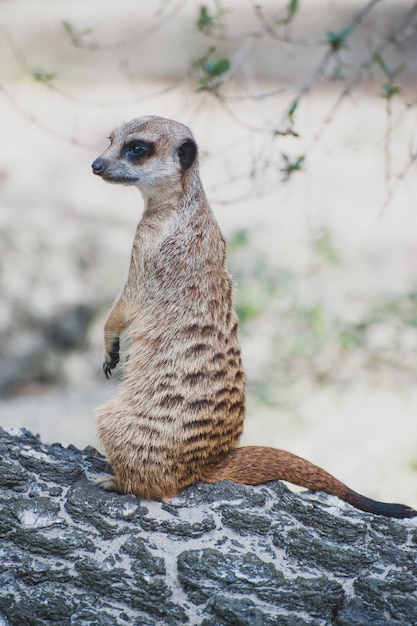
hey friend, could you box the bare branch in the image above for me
[62,0,185,51]
[0,84,92,148]
[1,0,415,210]
[0,25,194,108]
[253,3,328,47]
[307,2,417,153]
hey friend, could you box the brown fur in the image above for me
[92,116,416,518]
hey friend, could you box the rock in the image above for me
[0,427,416,626]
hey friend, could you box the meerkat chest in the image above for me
[133,213,217,286]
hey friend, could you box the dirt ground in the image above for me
[1,0,417,509]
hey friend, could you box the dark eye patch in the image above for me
[123,140,155,161]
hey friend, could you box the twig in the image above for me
[0,25,194,108]
[0,84,93,148]
[63,0,185,51]
[253,3,328,47]
[307,2,417,153]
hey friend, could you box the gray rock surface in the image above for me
[1,427,416,626]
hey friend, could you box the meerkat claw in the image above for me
[103,340,120,378]
[95,475,121,493]
[103,362,112,379]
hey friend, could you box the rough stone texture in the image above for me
[1,427,416,626]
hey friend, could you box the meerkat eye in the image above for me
[124,140,155,160]
[130,143,146,155]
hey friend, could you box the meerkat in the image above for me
[91,115,416,519]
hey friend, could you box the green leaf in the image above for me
[382,82,401,99]
[375,54,391,77]
[205,57,230,77]
[376,55,407,80]
[287,99,298,120]
[326,25,353,51]
[61,20,93,41]
[287,0,299,20]
[32,68,56,83]
[280,154,305,179]
[61,20,74,36]
[197,6,215,32]
[196,52,231,91]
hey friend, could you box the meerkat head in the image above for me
[91,116,198,194]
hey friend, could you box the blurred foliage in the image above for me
[195,49,231,92]
[31,69,56,84]
[227,228,417,403]
[0,304,97,398]
[196,6,218,33]
[227,229,280,324]
[280,154,305,181]
[325,25,354,51]
[312,229,341,266]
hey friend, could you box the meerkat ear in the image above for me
[177,138,197,170]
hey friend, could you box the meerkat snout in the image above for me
[91,158,106,176]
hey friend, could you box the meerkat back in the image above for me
[92,116,246,500]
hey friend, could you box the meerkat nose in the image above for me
[92,158,106,175]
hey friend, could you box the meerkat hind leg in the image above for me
[95,475,122,493]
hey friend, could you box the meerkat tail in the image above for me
[202,446,417,519]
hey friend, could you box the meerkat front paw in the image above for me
[103,339,120,379]
[95,474,122,493]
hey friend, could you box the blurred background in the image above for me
[1,0,417,508]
